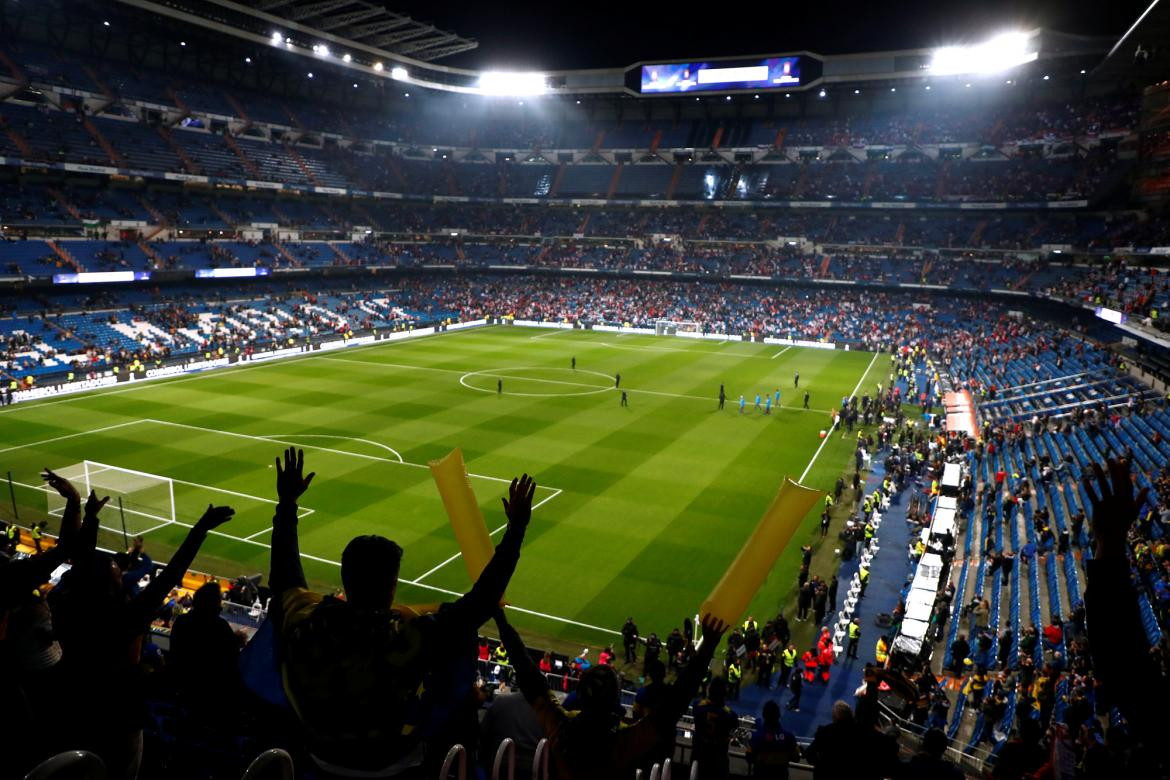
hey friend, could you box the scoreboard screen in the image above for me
[640,57,802,93]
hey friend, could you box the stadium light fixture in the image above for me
[929,31,1038,76]
[725,95,731,101]
[476,71,548,96]
[890,87,895,92]
[307,72,314,79]
[391,66,407,80]
[373,62,384,72]
[103,20,110,27]
[180,41,187,47]
[1080,69,1086,74]
[271,31,282,43]
[818,89,826,98]
[245,57,252,63]
[1042,74,1049,80]
[854,89,860,94]
[343,53,352,63]
[925,85,931,90]
[353,83,358,88]
[404,92,410,97]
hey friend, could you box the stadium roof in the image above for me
[1091,0,1170,82]
[119,0,478,62]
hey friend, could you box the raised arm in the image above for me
[42,468,82,547]
[493,608,551,705]
[130,505,234,624]
[0,471,88,599]
[445,474,535,628]
[269,448,315,601]
[657,614,728,726]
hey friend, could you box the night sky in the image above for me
[389,0,1154,70]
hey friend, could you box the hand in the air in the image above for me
[275,447,315,504]
[502,474,536,530]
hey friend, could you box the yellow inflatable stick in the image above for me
[701,477,823,626]
[429,448,494,583]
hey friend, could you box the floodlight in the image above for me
[391,66,407,80]
[929,32,1038,76]
[374,62,384,72]
[342,53,352,63]
[271,31,282,43]
[477,71,548,96]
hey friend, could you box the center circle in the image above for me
[459,367,616,397]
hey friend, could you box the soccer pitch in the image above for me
[1,326,882,647]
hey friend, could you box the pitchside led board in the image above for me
[638,56,806,94]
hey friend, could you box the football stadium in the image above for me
[0,0,1169,777]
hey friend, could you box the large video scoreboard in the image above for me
[633,55,819,94]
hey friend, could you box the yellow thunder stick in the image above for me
[701,477,824,626]
[428,447,495,582]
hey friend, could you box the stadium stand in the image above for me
[3,3,1170,779]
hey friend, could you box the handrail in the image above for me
[22,751,105,780]
[240,749,293,780]
[492,738,515,780]
[439,744,466,780]
[532,738,549,780]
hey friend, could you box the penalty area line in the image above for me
[798,351,879,484]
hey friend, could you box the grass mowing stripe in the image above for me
[2,327,876,649]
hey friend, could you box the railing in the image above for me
[876,700,992,776]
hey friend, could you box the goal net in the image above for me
[47,461,176,535]
[655,320,704,336]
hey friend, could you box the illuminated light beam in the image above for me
[477,71,548,96]
[929,32,1039,76]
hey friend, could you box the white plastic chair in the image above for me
[23,751,105,780]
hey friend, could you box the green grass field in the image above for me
[0,326,883,650]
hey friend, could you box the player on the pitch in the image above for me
[739,394,746,415]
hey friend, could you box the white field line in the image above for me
[10,445,603,637]
[83,462,314,518]
[771,346,793,360]
[413,488,563,583]
[574,339,777,359]
[0,327,466,417]
[141,418,542,487]
[0,419,145,456]
[261,433,403,463]
[326,356,834,413]
[798,351,880,484]
[529,328,570,340]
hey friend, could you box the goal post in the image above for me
[46,461,176,535]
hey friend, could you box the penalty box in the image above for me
[27,418,561,545]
